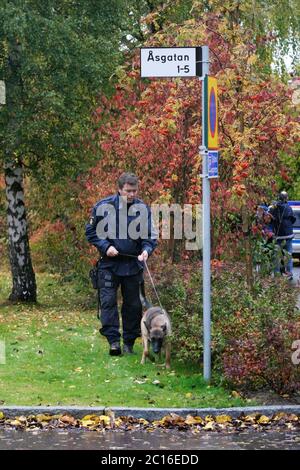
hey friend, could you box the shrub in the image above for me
[154,261,300,394]
[30,220,91,285]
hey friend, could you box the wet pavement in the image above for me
[0,428,300,450]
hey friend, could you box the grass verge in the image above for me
[0,271,250,408]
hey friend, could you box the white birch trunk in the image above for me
[4,162,36,301]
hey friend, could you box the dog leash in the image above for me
[117,252,164,310]
[143,259,164,311]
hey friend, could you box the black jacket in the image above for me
[269,202,296,239]
[85,193,158,276]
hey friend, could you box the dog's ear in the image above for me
[144,320,150,333]
[162,323,167,333]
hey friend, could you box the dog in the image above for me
[139,282,172,369]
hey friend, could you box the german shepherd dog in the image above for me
[139,283,172,369]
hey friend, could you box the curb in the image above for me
[1,405,300,420]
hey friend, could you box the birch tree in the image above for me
[0,0,132,301]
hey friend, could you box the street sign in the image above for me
[139,45,213,383]
[0,80,5,105]
[204,76,218,150]
[140,47,204,78]
[208,151,219,178]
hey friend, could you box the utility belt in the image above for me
[89,253,139,289]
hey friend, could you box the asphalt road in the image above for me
[0,428,300,450]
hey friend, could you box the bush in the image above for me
[154,261,300,394]
[30,220,91,285]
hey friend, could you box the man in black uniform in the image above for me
[86,173,157,355]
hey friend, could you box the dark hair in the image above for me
[278,191,288,202]
[118,172,139,189]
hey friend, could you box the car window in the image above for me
[293,210,300,226]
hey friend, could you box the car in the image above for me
[289,201,300,259]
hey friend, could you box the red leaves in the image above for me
[157,128,169,136]
[77,12,298,268]
[233,184,246,197]
[280,168,290,182]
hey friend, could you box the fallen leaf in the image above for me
[99,415,111,426]
[216,415,232,424]
[244,414,258,424]
[287,414,299,422]
[185,415,204,425]
[286,422,296,430]
[257,415,270,425]
[80,419,96,427]
[18,416,27,424]
[60,415,77,425]
[138,418,149,425]
[36,414,53,423]
[273,412,289,421]
[204,415,214,422]
[203,421,215,431]
[10,419,23,427]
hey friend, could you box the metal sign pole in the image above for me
[200,46,211,382]
[140,45,212,382]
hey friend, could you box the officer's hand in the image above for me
[138,250,149,262]
[106,246,119,257]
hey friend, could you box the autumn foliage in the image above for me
[79,12,299,261]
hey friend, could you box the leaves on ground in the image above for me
[0,412,298,433]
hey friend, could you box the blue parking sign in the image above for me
[208,151,218,178]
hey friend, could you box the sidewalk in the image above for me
[1,405,300,420]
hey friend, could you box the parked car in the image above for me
[289,201,300,259]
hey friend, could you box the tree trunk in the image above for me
[4,162,36,302]
[241,205,254,292]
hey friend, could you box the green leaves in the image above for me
[0,0,129,170]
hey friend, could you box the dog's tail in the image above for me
[139,281,152,310]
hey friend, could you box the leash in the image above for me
[117,252,164,310]
[143,259,164,311]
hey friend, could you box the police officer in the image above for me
[86,173,157,356]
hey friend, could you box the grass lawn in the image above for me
[0,270,250,408]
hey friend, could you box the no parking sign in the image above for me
[204,76,218,150]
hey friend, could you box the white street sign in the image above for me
[208,151,219,178]
[141,47,203,78]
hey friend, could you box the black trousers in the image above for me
[98,268,143,345]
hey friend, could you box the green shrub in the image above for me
[30,220,91,286]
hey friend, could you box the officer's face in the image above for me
[119,184,138,203]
